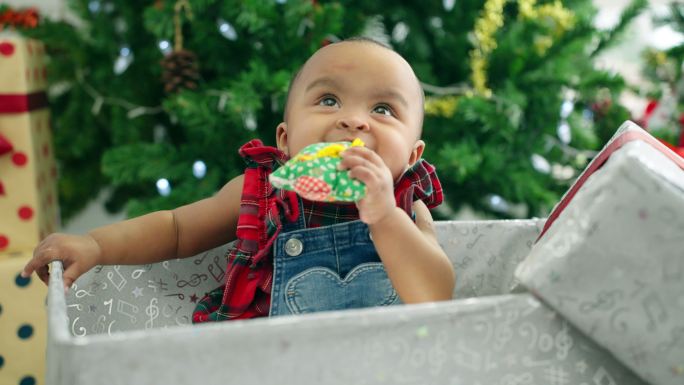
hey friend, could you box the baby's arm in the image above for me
[369,201,455,303]
[23,174,244,289]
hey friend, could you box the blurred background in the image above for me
[2,0,684,233]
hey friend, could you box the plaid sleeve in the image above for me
[394,159,444,216]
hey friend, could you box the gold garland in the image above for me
[424,0,577,119]
[518,0,575,55]
[469,0,506,98]
[468,0,575,99]
[424,95,459,118]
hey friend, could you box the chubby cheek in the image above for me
[377,148,410,181]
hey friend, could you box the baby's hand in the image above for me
[22,233,102,291]
[339,146,395,225]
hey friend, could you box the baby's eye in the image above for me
[372,104,394,116]
[318,96,339,107]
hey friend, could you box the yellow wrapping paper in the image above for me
[0,34,59,253]
[0,250,47,385]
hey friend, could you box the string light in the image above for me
[560,99,574,119]
[557,121,571,144]
[113,45,134,75]
[76,69,163,118]
[243,111,257,131]
[531,153,551,174]
[88,1,101,13]
[391,22,409,43]
[217,19,237,41]
[156,178,171,196]
[192,160,206,179]
[486,194,510,213]
[158,40,172,55]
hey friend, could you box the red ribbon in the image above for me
[0,92,49,113]
[0,7,39,30]
[538,128,684,242]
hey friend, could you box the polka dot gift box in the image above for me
[0,250,47,385]
[269,139,366,202]
[1,33,55,385]
[0,33,59,254]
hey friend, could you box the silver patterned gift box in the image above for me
[516,121,684,385]
[46,220,644,385]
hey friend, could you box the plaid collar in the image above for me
[193,140,443,322]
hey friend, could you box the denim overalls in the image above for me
[269,200,402,316]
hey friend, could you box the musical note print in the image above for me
[71,317,87,337]
[467,234,483,249]
[208,255,225,283]
[194,251,209,265]
[165,293,185,301]
[641,292,668,331]
[106,265,127,292]
[104,298,114,315]
[162,304,182,318]
[579,290,622,313]
[147,278,168,293]
[67,303,84,312]
[116,299,139,323]
[131,267,147,280]
[145,297,160,329]
[92,315,107,334]
[177,273,208,288]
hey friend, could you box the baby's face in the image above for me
[277,41,425,181]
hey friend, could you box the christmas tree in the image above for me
[16,0,647,222]
[637,1,684,157]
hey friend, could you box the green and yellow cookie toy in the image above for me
[270,139,367,202]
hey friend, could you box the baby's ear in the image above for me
[276,122,289,156]
[408,140,425,166]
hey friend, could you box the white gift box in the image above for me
[46,219,644,385]
[516,121,684,385]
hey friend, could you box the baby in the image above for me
[23,37,455,321]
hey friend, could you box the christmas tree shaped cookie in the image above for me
[270,139,367,202]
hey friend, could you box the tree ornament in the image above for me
[160,0,199,94]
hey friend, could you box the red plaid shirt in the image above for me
[193,139,443,323]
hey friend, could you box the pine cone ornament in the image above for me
[160,49,199,93]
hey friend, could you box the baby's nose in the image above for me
[336,116,370,132]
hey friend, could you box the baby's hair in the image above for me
[283,36,425,137]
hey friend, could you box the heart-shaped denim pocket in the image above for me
[285,262,399,314]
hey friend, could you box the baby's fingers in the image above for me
[35,264,50,285]
[23,242,59,280]
[62,263,85,292]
